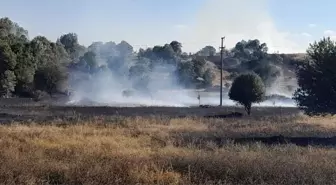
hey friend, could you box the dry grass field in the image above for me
[1,114,336,185]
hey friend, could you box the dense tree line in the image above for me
[0,17,301,100]
[3,17,336,116]
[226,37,336,116]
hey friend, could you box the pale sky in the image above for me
[1,0,335,53]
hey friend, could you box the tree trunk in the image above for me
[245,103,252,115]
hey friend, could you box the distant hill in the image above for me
[200,53,306,87]
[199,53,306,70]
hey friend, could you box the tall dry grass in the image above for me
[0,115,336,184]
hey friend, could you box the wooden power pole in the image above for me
[220,37,225,106]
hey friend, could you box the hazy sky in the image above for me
[1,0,335,53]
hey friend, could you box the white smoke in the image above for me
[267,66,298,97]
[179,0,306,53]
[67,59,297,108]
[67,56,199,107]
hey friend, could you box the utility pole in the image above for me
[220,37,225,106]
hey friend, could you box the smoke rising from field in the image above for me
[67,42,297,108]
[68,62,198,107]
[182,0,306,53]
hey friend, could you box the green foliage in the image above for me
[77,51,98,73]
[129,64,149,79]
[232,39,282,87]
[150,44,177,61]
[0,17,28,38]
[176,61,196,87]
[129,62,151,91]
[233,39,268,61]
[197,46,217,56]
[229,73,265,115]
[14,49,36,96]
[58,33,85,62]
[175,59,212,88]
[0,70,16,97]
[293,37,336,115]
[59,33,78,53]
[243,59,281,86]
[116,40,133,57]
[0,42,16,71]
[34,64,67,96]
[0,17,304,101]
[169,41,182,55]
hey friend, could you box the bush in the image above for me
[229,72,265,115]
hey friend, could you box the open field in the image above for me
[1,108,336,184]
[1,98,336,184]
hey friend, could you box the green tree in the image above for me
[0,17,28,38]
[175,59,209,88]
[14,48,36,96]
[77,51,99,73]
[170,41,182,54]
[152,44,176,60]
[197,46,217,56]
[229,73,265,115]
[192,59,206,77]
[58,33,86,62]
[0,70,16,97]
[0,42,16,71]
[129,62,151,91]
[233,39,281,87]
[59,33,78,54]
[243,59,281,86]
[293,37,336,115]
[233,39,268,61]
[33,64,67,96]
[116,40,133,57]
[0,42,17,97]
[175,60,196,87]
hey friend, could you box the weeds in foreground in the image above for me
[0,115,336,184]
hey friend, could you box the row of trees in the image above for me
[0,18,70,98]
[3,16,335,116]
[228,37,336,116]
[0,17,216,97]
[1,17,293,99]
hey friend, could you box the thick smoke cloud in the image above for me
[68,63,197,107]
[67,41,202,107]
[67,40,297,107]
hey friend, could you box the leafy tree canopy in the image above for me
[229,73,266,115]
[294,37,336,115]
